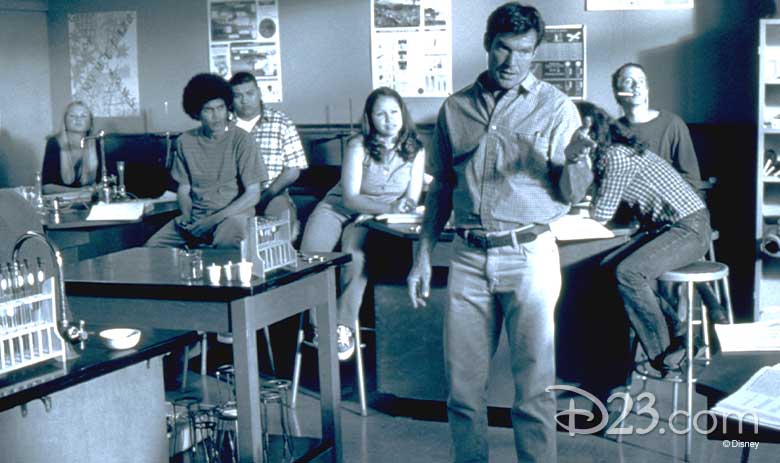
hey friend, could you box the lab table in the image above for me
[0,326,198,463]
[63,247,350,463]
[43,199,179,262]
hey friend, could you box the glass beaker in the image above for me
[177,249,203,281]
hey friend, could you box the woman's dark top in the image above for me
[42,136,100,187]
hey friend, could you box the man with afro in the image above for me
[147,73,267,248]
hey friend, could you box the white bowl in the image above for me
[99,328,142,350]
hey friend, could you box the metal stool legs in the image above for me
[290,313,368,416]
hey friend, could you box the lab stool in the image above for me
[215,403,239,463]
[290,315,368,416]
[634,260,733,462]
[259,387,296,463]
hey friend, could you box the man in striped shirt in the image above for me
[146,73,266,248]
[230,72,308,240]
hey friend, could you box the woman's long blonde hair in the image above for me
[54,101,98,185]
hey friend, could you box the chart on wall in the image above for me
[531,25,586,99]
[208,0,283,103]
[68,11,140,117]
[370,0,452,98]
[586,0,693,10]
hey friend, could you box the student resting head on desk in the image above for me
[145,73,267,249]
[42,101,100,195]
[299,86,426,361]
[574,100,712,410]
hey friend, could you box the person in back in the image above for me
[575,101,711,411]
[299,86,425,361]
[229,72,308,240]
[145,73,266,249]
[42,101,100,194]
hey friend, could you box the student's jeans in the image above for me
[299,202,367,327]
[445,231,560,463]
[609,209,711,363]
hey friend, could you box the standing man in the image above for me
[229,72,308,240]
[407,3,593,462]
[612,62,704,191]
[146,73,266,248]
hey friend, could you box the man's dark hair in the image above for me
[182,73,234,120]
[611,62,647,92]
[484,2,545,51]
[228,71,258,87]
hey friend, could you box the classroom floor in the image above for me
[169,368,778,463]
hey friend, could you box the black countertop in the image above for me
[64,247,350,302]
[0,326,198,413]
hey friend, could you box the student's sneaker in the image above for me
[336,324,356,361]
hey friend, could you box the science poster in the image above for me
[531,25,586,99]
[68,11,140,117]
[208,0,283,103]
[371,0,452,98]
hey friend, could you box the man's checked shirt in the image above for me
[590,144,706,228]
[239,107,307,188]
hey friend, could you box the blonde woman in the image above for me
[42,101,100,194]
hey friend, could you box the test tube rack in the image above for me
[244,215,298,276]
[0,275,66,375]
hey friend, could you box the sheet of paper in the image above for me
[86,201,145,221]
[376,213,423,224]
[549,214,615,241]
[711,363,780,431]
[714,321,780,352]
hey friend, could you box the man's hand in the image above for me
[565,116,597,163]
[188,214,220,238]
[407,252,432,308]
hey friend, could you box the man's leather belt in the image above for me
[456,224,550,250]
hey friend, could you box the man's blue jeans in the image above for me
[445,231,561,463]
[611,210,711,361]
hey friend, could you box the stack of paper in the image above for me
[714,321,780,352]
[711,363,780,431]
[549,214,615,241]
[86,201,145,221]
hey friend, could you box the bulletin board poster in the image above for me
[68,11,140,117]
[208,0,283,103]
[370,0,452,98]
[586,0,693,10]
[531,25,586,100]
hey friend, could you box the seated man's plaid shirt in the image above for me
[240,106,307,188]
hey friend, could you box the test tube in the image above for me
[117,161,126,197]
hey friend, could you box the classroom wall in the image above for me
[0,0,52,188]
[46,0,761,133]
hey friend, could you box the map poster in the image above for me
[208,0,283,103]
[68,11,140,117]
[586,0,693,10]
[370,0,452,98]
[531,25,586,99]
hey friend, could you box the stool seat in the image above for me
[658,261,728,283]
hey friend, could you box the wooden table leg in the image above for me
[315,267,342,462]
[231,297,263,463]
